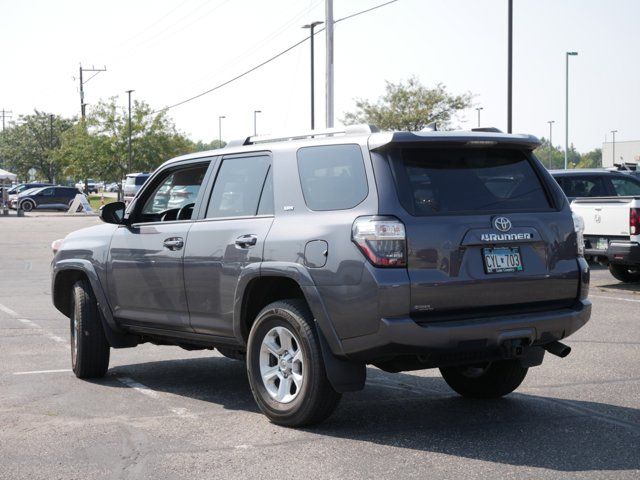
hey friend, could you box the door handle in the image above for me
[163,237,184,251]
[235,234,258,248]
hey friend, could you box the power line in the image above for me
[151,0,400,115]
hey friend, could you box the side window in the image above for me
[39,188,54,197]
[140,163,209,219]
[206,155,271,218]
[611,177,640,196]
[562,177,607,197]
[297,144,368,211]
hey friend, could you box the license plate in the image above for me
[482,247,523,274]
[596,238,608,250]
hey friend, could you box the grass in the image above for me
[88,195,116,211]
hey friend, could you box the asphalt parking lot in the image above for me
[0,216,638,480]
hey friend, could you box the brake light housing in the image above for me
[631,208,639,236]
[352,216,407,267]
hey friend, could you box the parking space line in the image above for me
[0,302,19,317]
[13,369,71,375]
[590,294,640,303]
[17,318,67,344]
[117,376,197,418]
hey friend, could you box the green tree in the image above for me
[0,111,74,182]
[192,139,226,152]
[534,138,582,170]
[342,77,473,131]
[576,148,602,168]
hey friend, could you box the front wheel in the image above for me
[246,299,341,427]
[20,200,34,212]
[609,264,640,283]
[440,360,528,399]
[70,279,110,378]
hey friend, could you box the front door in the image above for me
[107,160,212,330]
[184,153,274,337]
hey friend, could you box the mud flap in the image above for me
[317,326,366,393]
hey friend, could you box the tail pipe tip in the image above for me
[543,341,572,358]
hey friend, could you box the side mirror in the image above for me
[100,201,126,225]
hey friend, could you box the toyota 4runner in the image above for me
[51,125,591,426]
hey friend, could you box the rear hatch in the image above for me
[375,141,579,322]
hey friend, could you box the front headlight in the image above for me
[572,212,585,256]
[51,238,64,255]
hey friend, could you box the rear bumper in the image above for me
[606,241,640,266]
[341,299,591,361]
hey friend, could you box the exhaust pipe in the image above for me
[543,341,571,358]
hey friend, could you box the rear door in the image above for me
[380,146,579,320]
[184,153,274,337]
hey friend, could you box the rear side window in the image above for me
[611,177,640,196]
[389,148,551,215]
[558,176,608,198]
[297,144,368,211]
[206,155,271,218]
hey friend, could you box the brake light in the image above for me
[572,211,585,256]
[631,208,639,235]
[352,216,406,267]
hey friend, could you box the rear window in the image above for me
[389,148,551,215]
[297,144,368,211]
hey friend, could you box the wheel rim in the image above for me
[22,201,33,211]
[70,310,79,367]
[259,326,304,404]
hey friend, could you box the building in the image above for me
[602,140,640,168]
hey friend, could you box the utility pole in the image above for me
[218,115,226,144]
[253,110,261,136]
[1,109,12,132]
[565,51,578,169]
[78,64,107,119]
[126,90,134,174]
[611,130,618,165]
[325,0,334,128]
[475,107,483,128]
[507,0,513,133]
[547,120,555,168]
[303,21,323,129]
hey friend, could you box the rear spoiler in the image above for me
[368,131,541,151]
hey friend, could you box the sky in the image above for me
[2,0,639,153]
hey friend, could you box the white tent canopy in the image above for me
[0,168,17,181]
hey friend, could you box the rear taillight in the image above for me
[352,216,406,267]
[572,211,585,256]
[631,208,639,235]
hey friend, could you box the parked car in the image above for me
[15,186,82,212]
[7,182,52,200]
[123,173,150,203]
[75,179,99,194]
[550,169,640,202]
[105,182,120,192]
[51,125,590,426]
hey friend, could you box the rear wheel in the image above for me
[246,299,341,427]
[440,360,528,399]
[609,264,640,283]
[70,279,110,378]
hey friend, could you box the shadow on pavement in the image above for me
[103,356,640,472]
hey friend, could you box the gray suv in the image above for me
[51,125,591,426]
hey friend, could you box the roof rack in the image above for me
[471,127,503,133]
[227,124,379,147]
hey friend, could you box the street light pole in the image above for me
[547,120,555,169]
[507,0,513,133]
[126,90,134,174]
[302,21,323,129]
[218,115,226,145]
[325,0,334,128]
[611,130,618,165]
[475,107,483,128]
[565,51,578,169]
[253,110,261,136]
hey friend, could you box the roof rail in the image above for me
[236,124,379,146]
[471,127,503,133]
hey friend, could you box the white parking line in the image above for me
[13,369,71,375]
[0,302,19,317]
[590,294,640,304]
[16,318,67,344]
[117,376,197,418]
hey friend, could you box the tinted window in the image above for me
[297,144,368,211]
[206,155,271,218]
[136,175,150,186]
[142,165,208,215]
[560,176,607,198]
[611,177,640,196]
[389,148,551,215]
[39,188,55,197]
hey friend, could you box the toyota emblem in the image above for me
[493,217,512,232]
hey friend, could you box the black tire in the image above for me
[246,299,341,427]
[440,360,528,399]
[20,200,34,212]
[70,279,110,378]
[609,264,640,283]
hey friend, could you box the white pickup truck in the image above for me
[571,196,640,282]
